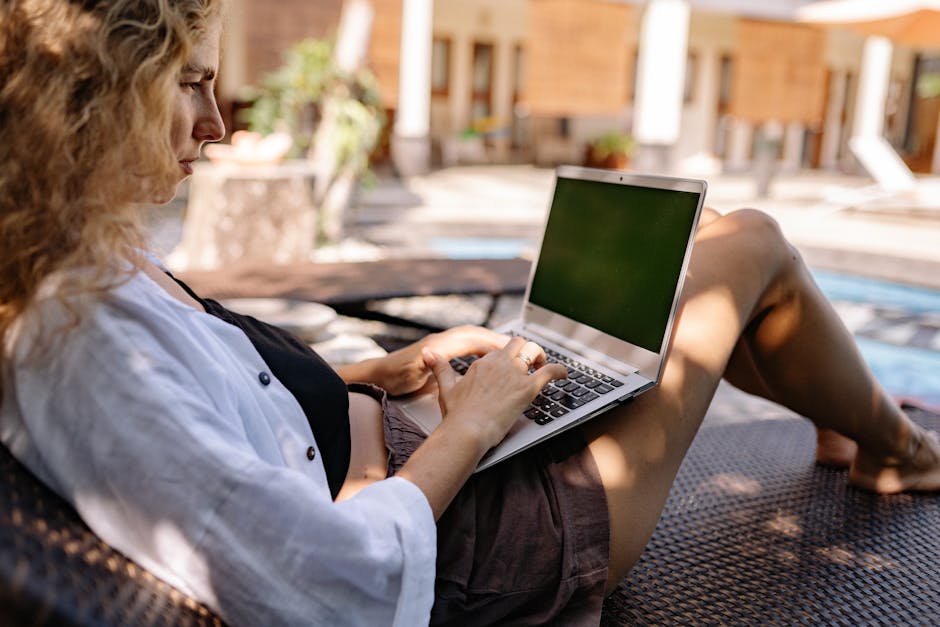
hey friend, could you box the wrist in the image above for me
[438,412,497,458]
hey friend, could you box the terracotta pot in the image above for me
[584,146,630,170]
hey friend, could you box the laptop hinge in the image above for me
[520,321,639,378]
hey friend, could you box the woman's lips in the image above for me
[179,160,194,175]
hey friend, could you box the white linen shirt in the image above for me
[0,269,436,626]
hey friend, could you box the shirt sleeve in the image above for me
[4,283,436,626]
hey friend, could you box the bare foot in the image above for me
[849,427,940,493]
[815,428,857,467]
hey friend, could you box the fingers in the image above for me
[503,339,566,388]
[422,348,457,391]
[470,336,566,387]
[427,326,511,360]
[530,362,568,389]
[512,340,547,370]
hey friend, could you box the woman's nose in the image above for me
[195,95,225,143]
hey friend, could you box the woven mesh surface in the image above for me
[601,406,940,625]
[4,408,938,625]
[0,444,226,627]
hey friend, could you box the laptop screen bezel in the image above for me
[520,165,706,382]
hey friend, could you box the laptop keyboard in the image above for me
[448,343,625,426]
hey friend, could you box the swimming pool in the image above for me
[813,270,940,410]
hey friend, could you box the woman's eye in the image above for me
[181,81,201,92]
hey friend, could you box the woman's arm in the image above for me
[395,338,567,519]
[8,281,440,625]
[335,325,510,395]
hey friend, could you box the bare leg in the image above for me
[723,330,859,466]
[580,209,940,592]
[700,208,858,466]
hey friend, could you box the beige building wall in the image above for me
[430,0,528,161]
[676,11,736,172]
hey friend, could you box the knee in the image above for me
[722,207,780,237]
[719,209,804,278]
[725,208,795,254]
[699,206,722,228]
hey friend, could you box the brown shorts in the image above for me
[352,383,610,625]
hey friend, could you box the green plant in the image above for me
[240,38,385,172]
[590,131,635,159]
[917,72,940,99]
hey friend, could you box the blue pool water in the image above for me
[427,238,939,408]
[813,270,940,317]
[813,270,940,409]
[428,237,532,260]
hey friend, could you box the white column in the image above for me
[782,122,805,172]
[726,119,753,172]
[491,42,515,162]
[695,49,721,157]
[933,109,940,174]
[334,0,374,72]
[633,0,690,173]
[852,36,892,139]
[820,70,847,170]
[218,0,247,102]
[392,0,433,175]
[450,37,472,135]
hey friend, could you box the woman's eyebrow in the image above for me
[181,63,216,80]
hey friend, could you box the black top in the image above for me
[169,275,351,499]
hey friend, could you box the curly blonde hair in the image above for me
[0,0,220,368]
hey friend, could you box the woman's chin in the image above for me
[147,179,186,206]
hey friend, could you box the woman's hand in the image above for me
[396,337,568,519]
[340,325,510,396]
[422,336,568,450]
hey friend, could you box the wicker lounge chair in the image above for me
[3,402,938,625]
[601,402,940,625]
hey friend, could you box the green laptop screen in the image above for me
[528,176,700,353]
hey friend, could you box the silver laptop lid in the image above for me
[521,166,706,382]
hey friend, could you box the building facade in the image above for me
[218,0,940,176]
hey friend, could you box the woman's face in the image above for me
[161,17,225,202]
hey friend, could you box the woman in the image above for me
[2,1,938,625]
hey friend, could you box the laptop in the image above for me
[393,165,706,471]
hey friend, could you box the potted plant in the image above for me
[585,131,635,170]
[240,38,386,244]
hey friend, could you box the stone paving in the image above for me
[350,165,940,288]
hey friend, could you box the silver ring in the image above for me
[516,353,533,368]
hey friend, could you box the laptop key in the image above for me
[535,415,554,425]
[534,397,554,410]
[550,406,569,418]
[560,396,587,409]
[449,355,478,375]
[595,383,614,394]
[524,408,544,421]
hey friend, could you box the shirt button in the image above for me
[258,371,271,386]
[306,446,316,461]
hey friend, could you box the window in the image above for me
[684,52,698,103]
[471,42,494,121]
[431,37,451,97]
